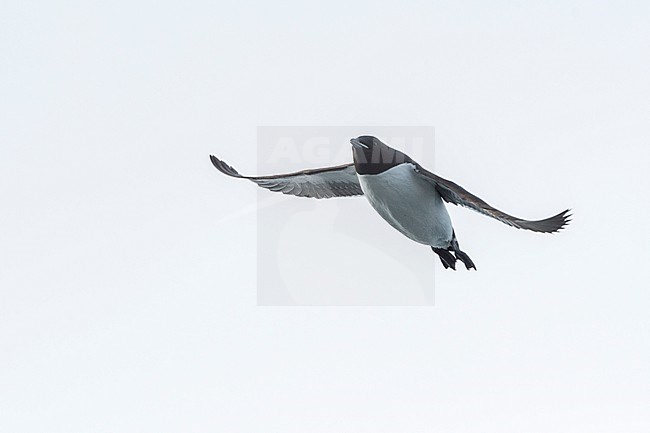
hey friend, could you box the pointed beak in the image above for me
[350,138,368,149]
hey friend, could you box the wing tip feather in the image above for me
[209,155,242,178]
[520,208,572,233]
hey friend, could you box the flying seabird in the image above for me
[210,136,570,270]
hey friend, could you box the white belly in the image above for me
[358,164,453,247]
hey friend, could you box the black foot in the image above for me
[454,250,476,270]
[450,231,476,270]
[431,247,457,270]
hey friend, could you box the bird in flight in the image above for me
[210,136,570,270]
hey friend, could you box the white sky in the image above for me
[1,0,649,432]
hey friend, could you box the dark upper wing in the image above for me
[210,155,364,199]
[414,164,571,233]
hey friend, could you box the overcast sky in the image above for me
[1,0,649,432]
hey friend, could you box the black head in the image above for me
[350,135,413,175]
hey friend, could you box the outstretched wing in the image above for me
[414,164,571,233]
[210,155,364,199]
